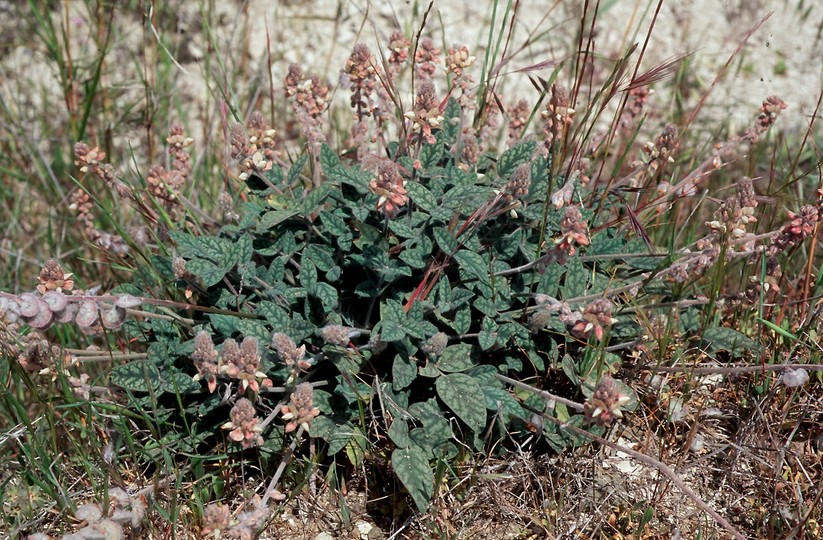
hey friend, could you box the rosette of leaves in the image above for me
[114,99,655,512]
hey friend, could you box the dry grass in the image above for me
[1,2,822,540]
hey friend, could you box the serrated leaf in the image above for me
[436,373,487,432]
[498,141,536,178]
[701,327,759,355]
[393,354,417,391]
[406,182,439,214]
[185,258,227,287]
[392,445,432,512]
[437,344,474,372]
[110,361,162,393]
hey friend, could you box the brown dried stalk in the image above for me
[497,374,746,540]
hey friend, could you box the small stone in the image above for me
[75,502,103,522]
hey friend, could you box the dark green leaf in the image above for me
[392,354,417,391]
[453,250,490,285]
[319,211,350,238]
[257,301,289,327]
[299,183,333,215]
[498,141,536,178]
[418,134,444,169]
[345,426,368,467]
[436,343,474,372]
[388,220,416,239]
[161,371,202,394]
[380,321,406,342]
[110,361,162,393]
[258,210,299,231]
[406,182,439,214]
[381,299,406,323]
[392,445,432,512]
[478,317,498,351]
[310,282,338,310]
[562,258,587,298]
[225,234,253,267]
[701,327,759,356]
[319,144,341,175]
[185,258,227,287]
[482,387,525,419]
[299,260,318,288]
[287,154,310,185]
[433,227,458,254]
[327,422,355,455]
[451,305,472,334]
[442,98,461,142]
[436,373,487,432]
[388,419,411,448]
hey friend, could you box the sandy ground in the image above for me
[2,1,821,147]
